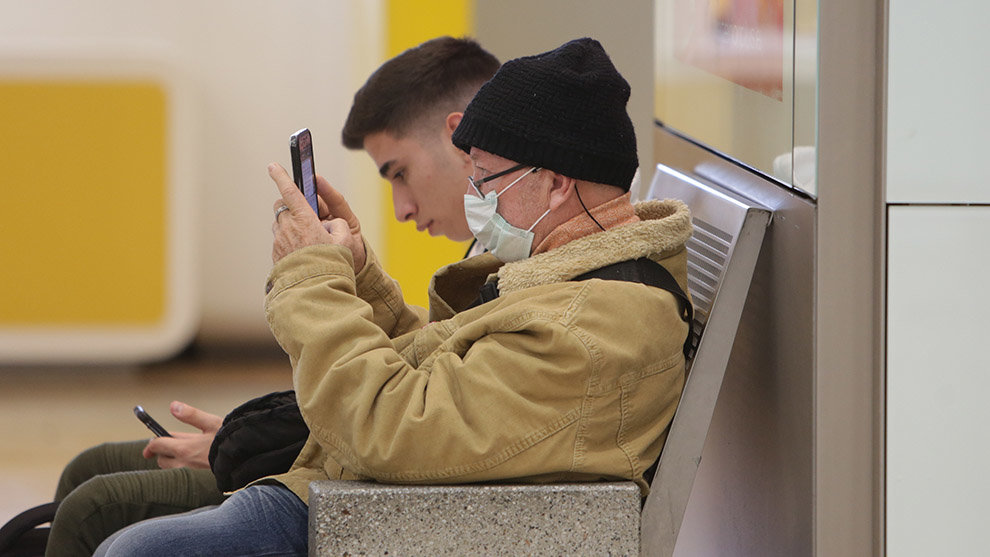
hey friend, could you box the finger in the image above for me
[143,437,175,459]
[170,401,223,433]
[268,162,310,214]
[145,431,197,455]
[316,175,361,232]
[315,193,329,219]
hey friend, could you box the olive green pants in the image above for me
[46,440,225,557]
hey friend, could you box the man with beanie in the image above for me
[96,38,693,556]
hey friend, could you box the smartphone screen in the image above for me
[133,405,172,437]
[290,128,319,214]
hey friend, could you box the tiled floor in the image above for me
[0,344,293,525]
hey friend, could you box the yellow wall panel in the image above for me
[0,81,166,325]
[386,0,472,57]
[382,0,472,307]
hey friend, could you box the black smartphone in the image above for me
[133,405,172,437]
[289,128,319,214]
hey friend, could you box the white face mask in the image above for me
[464,166,550,262]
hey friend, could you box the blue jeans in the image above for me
[94,485,308,556]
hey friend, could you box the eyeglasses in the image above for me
[467,163,530,197]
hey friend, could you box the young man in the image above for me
[96,37,692,556]
[342,36,497,244]
[43,36,499,557]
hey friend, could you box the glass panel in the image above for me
[793,0,818,196]
[655,0,817,197]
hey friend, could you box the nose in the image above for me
[392,186,416,223]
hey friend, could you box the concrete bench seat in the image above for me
[308,164,771,556]
[309,481,641,556]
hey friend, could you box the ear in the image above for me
[547,173,577,211]
[443,112,471,165]
[444,112,463,137]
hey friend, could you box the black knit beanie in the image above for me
[452,37,637,190]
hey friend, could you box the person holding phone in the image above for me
[42,37,500,557]
[97,38,692,557]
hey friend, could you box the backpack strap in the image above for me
[572,258,694,359]
[0,501,58,555]
[472,280,501,307]
[469,258,694,358]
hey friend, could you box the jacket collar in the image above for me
[429,199,691,318]
[497,199,692,295]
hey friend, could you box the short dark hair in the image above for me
[341,36,500,150]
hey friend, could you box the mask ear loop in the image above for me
[574,184,607,232]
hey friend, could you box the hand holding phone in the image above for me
[290,128,319,214]
[134,405,172,437]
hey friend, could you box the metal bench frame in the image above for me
[640,163,772,556]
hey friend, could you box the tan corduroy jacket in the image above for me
[263,199,692,502]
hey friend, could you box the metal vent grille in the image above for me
[686,216,734,353]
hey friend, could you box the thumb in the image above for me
[170,401,223,434]
[316,175,361,234]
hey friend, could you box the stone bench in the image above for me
[309,481,641,556]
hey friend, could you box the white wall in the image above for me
[0,0,384,344]
[887,206,990,556]
[886,0,990,553]
[887,0,990,203]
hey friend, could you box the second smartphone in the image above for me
[289,128,320,214]
[133,405,172,437]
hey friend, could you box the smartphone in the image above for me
[289,128,319,214]
[133,405,172,437]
